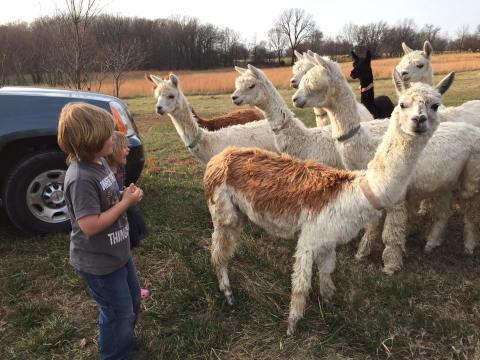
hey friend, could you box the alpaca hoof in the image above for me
[225,294,235,306]
[355,252,367,261]
[286,318,297,336]
[382,263,401,275]
[424,243,435,253]
[464,247,474,255]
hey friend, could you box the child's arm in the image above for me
[78,184,143,236]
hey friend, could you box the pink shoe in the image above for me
[140,288,150,300]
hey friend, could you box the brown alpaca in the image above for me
[191,108,264,131]
[145,73,263,131]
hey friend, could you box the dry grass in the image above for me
[89,52,480,98]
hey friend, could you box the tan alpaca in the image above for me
[396,41,480,127]
[232,65,343,168]
[148,74,277,164]
[293,54,480,273]
[204,74,446,335]
[190,108,263,131]
[290,50,374,126]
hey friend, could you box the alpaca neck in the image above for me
[359,70,376,114]
[324,81,360,139]
[421,70,434,86]
[256,82,295,132]
[365,110,431,208]
[168,94,203,148]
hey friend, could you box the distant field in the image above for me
[90,52,480,97]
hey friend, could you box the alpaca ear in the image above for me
[235,66,247,75]
[423,41,433,59]
[294,50,303,60]
[402,42,413,54]
[147,74,162,87]
[393,69,407,94]
[366,50,372,61]
[247,64,263,79]
[169,73,179,88]
[313,53,331,70]
[351,50,359,60]
[436,72,455,96]
[304,51,316,64]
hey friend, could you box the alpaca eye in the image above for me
[400,102,407,109]
[416,64,424,69]
[248,84,256,89]
[431,103,439,111]
[168,95,175,99]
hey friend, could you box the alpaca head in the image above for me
[392,70,454,136]
[292,53,344,109]
[231,64,271,107]
[290,50,316,89]
[350,50,373,81]
[147,73,182,115]
[395,41,433,83]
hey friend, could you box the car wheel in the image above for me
[2,150,71,235]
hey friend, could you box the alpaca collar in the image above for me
[360,83,374,93]
[187,127,202,150]
[360,177,384,211]
[334,124,361,142]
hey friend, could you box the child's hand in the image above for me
[123,183,143,206]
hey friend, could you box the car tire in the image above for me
[2,150,71,235]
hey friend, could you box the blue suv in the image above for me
[0,87,145,234]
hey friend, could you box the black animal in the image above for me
[350,50,394,119]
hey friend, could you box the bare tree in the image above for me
[274,8,318,65]
[56,0,101,89]
[267,27,287,64]
[456,25,470,51]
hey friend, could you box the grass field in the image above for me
[1,70,480,359]
[92,52,480,98]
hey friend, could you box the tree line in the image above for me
[0,1,479,95]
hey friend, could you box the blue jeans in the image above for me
[79,257,141,360]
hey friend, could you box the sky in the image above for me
[1,0,479,42]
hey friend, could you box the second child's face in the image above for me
[114,145,130,166]
[99,134,114,158]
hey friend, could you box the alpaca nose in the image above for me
[412,114,427,124]
[401,71,409,76]
[231,95,238,101]
[156,105,163,114]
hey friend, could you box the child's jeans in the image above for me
[79,257,141,360]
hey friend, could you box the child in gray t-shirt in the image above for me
[58,102,144,359]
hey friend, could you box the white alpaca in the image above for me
[204,75,445,335]
[293,54,480,274]
[148,74,278,164]
[396,41,480,127]
[232,65,343,168]
[290,50,374,126]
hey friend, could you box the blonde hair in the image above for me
[57,102,114,163]
[106,131,129,166]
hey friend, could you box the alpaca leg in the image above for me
[211,225,241,305]
[287,234,315,336]
[382,202,408,275]
[209,193,244,306]
[316,247,336,303]
[463,196,480,254]
[355,212,386,260]
[424,193,453,252]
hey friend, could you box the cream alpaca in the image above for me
[290,50,374,126]
[396,41,480,127]
[231,65,343,168]
[294,54,480,273]
[204,75,444,335]
[148,74,277,164]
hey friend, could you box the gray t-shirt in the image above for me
[64,158,130,275]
